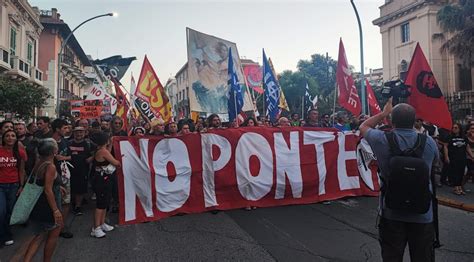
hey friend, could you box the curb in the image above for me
[437,196,474,212]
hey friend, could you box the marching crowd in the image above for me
[0,109,473,260]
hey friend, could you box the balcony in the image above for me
[0,47,11,72]
[30,67,43,86]
[6,56,30,80]
[60,89,81,101]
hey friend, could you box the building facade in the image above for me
[38,8,94,117]
[0,0,44,86]
[164,77,177,118]
[373,0,473,95]
[174,63,190,118]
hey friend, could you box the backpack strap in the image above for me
[385,132,402,156]
[412,134,427,158]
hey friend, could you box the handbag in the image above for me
[9,164,46,225]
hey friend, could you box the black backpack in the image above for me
[383,132,431,214]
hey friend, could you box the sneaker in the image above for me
[73,207,83,216]
[91,193,96,201]
[4,240,14,246]
[60,231,74,239]
[100,223,114,232]
[90,227,106,238]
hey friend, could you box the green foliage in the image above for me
[435,0,474,67]
[277,53,338,115]
[0,76,51,119]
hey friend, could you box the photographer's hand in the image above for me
[360,98,393,137]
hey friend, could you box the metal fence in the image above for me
[445,91,474,124]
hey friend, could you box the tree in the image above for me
[278,70,318,115]
[297,54,338,96]
[0,76,51,119]
[434,0,474,67]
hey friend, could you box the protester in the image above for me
[277,117,291,127]
[111,117,127,136]
[178,123,191,135]
[91,132,120,238]
[26,122,37,138]
[68,127,93,216]
[15,122,36,176]
[290,113,300,127]
[35,117,52,139]
[242,117,257,127]
[143,122,151,134]
[360,98,438,261]
[150,119,166,136]
[131,126,146,136]
[100,120,111,133]
[0,130,26,246]
[464,124,474,186]
[51,119,73,239]
[333,112,350,131]
[207,114,222,129]
[443,123,472,195]
[320,114,331,128]
[195,117,206,133]
[23,138,63,262]
[165,122,179,137]
[414,118,427,134]
[1,120,14,136]
[304,109,320,127]
[63,120,73,140]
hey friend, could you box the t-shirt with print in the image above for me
[365,128,439,223]
[0,147,27,183]
[447,135,467,162]
[68,140,93,175]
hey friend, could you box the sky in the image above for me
[30,0,385,88]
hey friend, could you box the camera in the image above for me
[381,79,411,104]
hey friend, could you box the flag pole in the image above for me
[332,83,337,126]
[301,95,304,120]
[234,90,238,126]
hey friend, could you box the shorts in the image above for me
[93,172,112,210]
[71,170,89,195]
[30,220,59,235]
[61,178,71,205]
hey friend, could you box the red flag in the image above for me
[405,43,452,130]
[113,79,129,131]
[366,80,381,115]
[336,39,361,116]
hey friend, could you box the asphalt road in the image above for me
[2,196,473,261]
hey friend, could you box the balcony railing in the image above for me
[1,48,9,64]
[60,89,81,100]
[60,54,77,68]
[7,56,30,79]
[0,47,10,71]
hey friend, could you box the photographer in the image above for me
[360,98,439,261]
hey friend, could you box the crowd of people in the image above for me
[0,108,473,260]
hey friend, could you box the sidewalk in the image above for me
[435,177,474,212]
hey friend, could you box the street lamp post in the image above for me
[350,0,367,115]
[56,12,115,117]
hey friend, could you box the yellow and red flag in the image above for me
[113,79,130,131]
[135,56,172,123]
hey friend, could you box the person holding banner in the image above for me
[90,132,120,238]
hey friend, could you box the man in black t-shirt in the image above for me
[68,127,94,216]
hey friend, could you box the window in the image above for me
[459,65,472,91]
[27,42,33,65]
[10,27,17,56]
[401,23,410,43]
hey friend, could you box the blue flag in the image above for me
[262,49,280,122]
[227,48,243,122]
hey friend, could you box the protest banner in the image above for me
[70,100,103,119]
[113,128,380,225]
